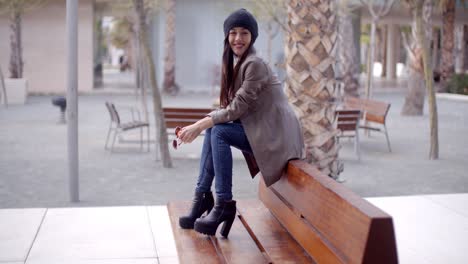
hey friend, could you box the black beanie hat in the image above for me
[223,8,258,43]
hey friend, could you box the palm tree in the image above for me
[133,0,173,167]
[284,0,342,179]
[337,0,360,98]
[401,0,432,116]
[162,0,179,95]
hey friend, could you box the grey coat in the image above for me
[209,53,305,187]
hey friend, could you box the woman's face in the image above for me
[228,27,252,57]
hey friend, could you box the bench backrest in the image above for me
[163,107,212,128]
[344,97,390,124]
[336,109,361,133]
[259,160,397,264]
[105,102,120,125]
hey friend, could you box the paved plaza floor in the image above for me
[1,83,468,263]
[1,90,468,207]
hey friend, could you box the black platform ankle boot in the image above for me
[194,199,237,238]
[179,191,214,229]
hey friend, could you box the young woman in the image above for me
[177,8,305,238]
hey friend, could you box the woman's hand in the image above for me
[179,123,203,144]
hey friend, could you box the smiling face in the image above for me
[228,27,252,57]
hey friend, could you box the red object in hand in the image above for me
[172,126,182,149]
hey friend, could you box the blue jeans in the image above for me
[195,122,252,201]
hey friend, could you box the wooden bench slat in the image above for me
[214,211,269,264]
[168,202,222,264]
[163,107,213,129]
[168,201,269,264]
[266,160,397,264]
[258,178,342,264]
[163,107,212,114]
[166,120,198,128]
[164,113,208,119]
[343,97,389,125]
[237,199,317,263]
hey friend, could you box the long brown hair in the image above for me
[219,37,253,108]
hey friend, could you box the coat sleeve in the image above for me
[209,59,269,124]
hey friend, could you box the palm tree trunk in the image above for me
[133,0,172,167]
[401,0,432,116]
[162,0,179,95]
[439,0,455,90]
[338,10,359,97]
[284,0,342,179]
[9,8,23,79]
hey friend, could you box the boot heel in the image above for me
[220,214,236,238]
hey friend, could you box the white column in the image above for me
[386,24,397,80]
[67,0,79,202]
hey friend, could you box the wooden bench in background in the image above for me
[163,107,213,129]
[344,97,392,152]
[168,160,398,263]
[336,109,362,161]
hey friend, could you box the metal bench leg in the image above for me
[140,127,143,151]
[111,130,118,153]
[384,124,392,152]
[105,125,112,150]
[355,129,361,161]
[147,126,150,152]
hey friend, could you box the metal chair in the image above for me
[335,109,361,161]
[104,102,149,152]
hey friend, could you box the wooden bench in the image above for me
[336,109,362,161]
[343,97,392,152]
[163,107,213,129]
[167,160,398,263]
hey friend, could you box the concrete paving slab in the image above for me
[0,208,45,262]
[147,207,177,258]
[26,207,156,261]
[158,256,179,264]
[367,194,468,264]
[26,260,157,264]
[424,193,468,218]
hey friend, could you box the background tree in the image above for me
[465,25,468,71]
[0,0,47,78]
[133,0,172,167]
[401,0,432,115]
[438,0,455,91]
[454,24,465,73]
[162,0,179,95]
[403,0,439,159]
[337,0,360,98]
[0,65,6,107]
[251,0,286,64]
[359,0,395,98]
[284,0,342,179]
[107,2,151,123]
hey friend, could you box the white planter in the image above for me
[4,78,28,104]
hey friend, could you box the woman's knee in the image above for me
[211,124,228,140]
